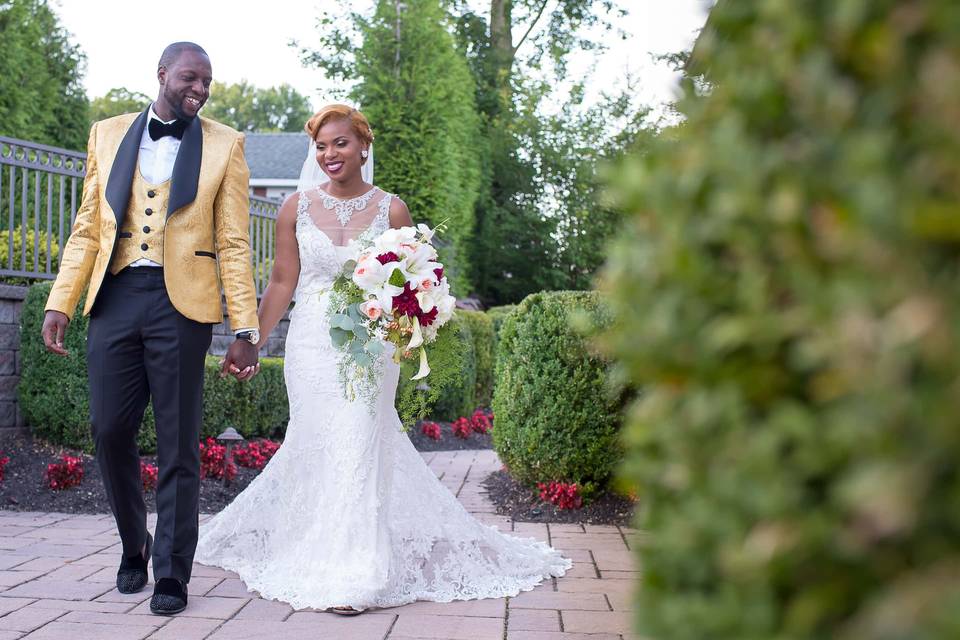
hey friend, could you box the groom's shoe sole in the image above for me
[116,532,152,594]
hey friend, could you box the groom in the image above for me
[41,42,260,615]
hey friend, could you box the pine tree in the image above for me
[351,0,482,295]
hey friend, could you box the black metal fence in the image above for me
[0,136,279,295]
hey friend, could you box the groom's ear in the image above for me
[157,66,167,86]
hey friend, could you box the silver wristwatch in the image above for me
[236,330,260,345]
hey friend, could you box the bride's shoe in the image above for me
[329,606,364,616]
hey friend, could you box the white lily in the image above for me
[410,346,431,380]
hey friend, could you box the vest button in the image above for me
[143,226,151,233]
[145,208,153,215]
[147,190,156,198]
[140,243,149,251]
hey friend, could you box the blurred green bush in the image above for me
[601,1,960,638]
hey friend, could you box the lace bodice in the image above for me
[294,186,392,300]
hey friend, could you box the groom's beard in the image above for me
[163,88,204,121]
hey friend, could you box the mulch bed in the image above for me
[483,469,636,527]
[0,422,491,515]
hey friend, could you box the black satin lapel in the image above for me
[167,117,202,217]
[104,108,149,225]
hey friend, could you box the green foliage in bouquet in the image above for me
[601,1,960,638]
[396,312,475,426]
[492,291,621,499]
[20,283,288,453]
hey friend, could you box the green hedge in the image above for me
[459,310,494,408]
[602,2,960,638]
[492,291,621,499]
[19,282,288,454]
[486,304,516,339]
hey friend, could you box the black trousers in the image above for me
[87,268,212,583]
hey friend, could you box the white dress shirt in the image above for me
[128,105,179,268]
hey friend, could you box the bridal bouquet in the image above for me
[328,223,456,404]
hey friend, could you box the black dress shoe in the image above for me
[150,578,188,615]
[116,532,152,594]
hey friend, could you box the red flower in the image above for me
[199,437,236,481]
[434,267,443,281]
[46,455,84,491]
[536,481,583,510]
[470,408,493,434]
[234,440,281,470]
[392,283,423,318]
[452,417,472,439]
[376,251,400,265]
[0,451,9,483]
[140,460,159,492]
[418,306,439,326]
[421,421,442,440]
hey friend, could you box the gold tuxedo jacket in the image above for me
[44,109,259,330]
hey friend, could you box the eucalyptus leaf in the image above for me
[354,353,372,368]
[329,327,352,348]
[331,314,354,331]
[365,340,385,355]
[353,325,370,341]
[342,259,357,276]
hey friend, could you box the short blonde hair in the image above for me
[304,104,374,146]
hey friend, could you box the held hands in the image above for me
[220,338,260,381]
[42,311,71,356]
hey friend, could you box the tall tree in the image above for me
[305,0,483,295]
[0,0,88,150]
[203,81,313,132]
[88,87,151,123]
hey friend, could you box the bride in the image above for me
[195,104,570,614]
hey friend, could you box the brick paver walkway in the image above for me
[0,450,639,639]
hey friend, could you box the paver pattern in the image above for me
[0,450,641,639]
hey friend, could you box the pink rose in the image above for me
[359,299,383,320]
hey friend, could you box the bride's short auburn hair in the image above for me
[305,104,374,146]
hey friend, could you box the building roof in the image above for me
[244,132,310,180]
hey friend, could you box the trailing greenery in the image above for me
[19,283,288,454]
[601,1,960,638]
[396,313,475,424]
[0,0,88,150]
[458,310,494,408]
[492,291,621,499]
[203,81,314,133]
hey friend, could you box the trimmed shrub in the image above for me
[458,309,494,408]
[492,291,620,499]
[0,228,61,282]
[485,304,516,339]
[397,312,476,423]
[601,2,960,638]
[19,282,288,453]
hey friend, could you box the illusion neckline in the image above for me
[315,185,377,202]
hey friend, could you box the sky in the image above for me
[53,0,710,114]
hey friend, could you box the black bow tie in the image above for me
[148,118,187,141]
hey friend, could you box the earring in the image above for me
[361,149,369,159]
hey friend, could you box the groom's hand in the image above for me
[221,339,259,381]
[41,311,70,356]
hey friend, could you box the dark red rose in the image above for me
[392,283,422,317]
[433,267,444,281]
[376,251,400,265]
[418,306,439,326]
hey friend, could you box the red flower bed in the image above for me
[0,451,8,482]
[140,460,158,491]
[537,480,583,510]
[199,437,236,481]
[234,440,281,470]
[46,455,83,490]
[420,421,442,440]
[452,417,472,439]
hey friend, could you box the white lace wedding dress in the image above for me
[195,185,570,610]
